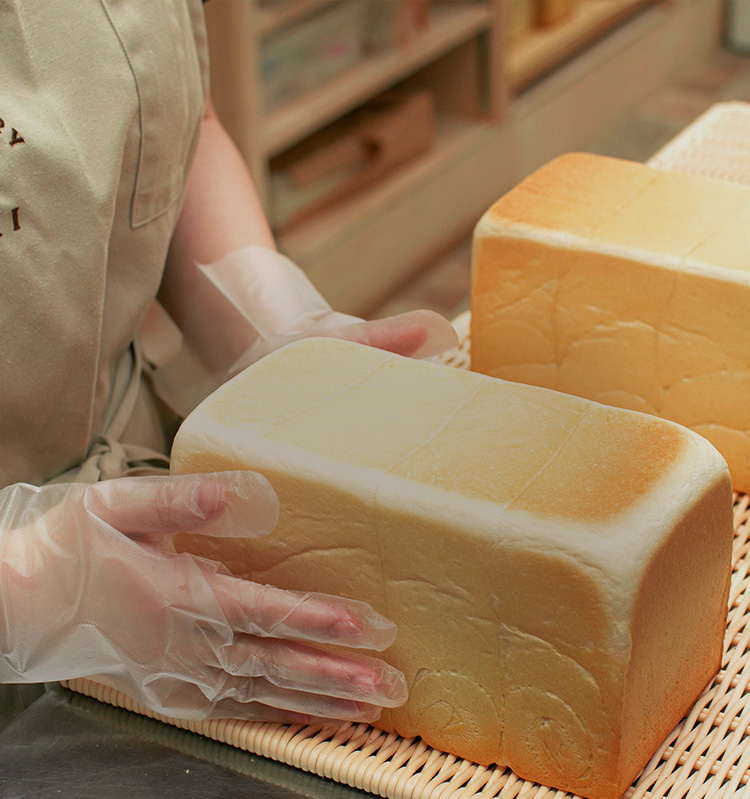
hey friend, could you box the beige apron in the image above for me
[0,0,209,487]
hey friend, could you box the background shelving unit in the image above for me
[262,2,497,155]
[508,0,652,89]
[205,0,724,315]
[257,0,338,36]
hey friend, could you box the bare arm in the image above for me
[157,100,457,380]
[158,100,276,370]
[167,99,276,266]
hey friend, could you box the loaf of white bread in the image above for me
[471,152,750,491]
[170,338,732,799]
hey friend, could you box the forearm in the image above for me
[168,101,276,266]
[155,101,458,384]
[159,101,277,369]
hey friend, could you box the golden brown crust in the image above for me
[485,153,656,236]
[171,339,732,799]
[472,153,750,490]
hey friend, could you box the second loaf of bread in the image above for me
[471,151,750,491]
[170,338,733,799]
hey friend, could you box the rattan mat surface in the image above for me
[64,494,750,798]
[66,101,750,798]
[647,102,750,186]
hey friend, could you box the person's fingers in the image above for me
[184,471,280,540]
[219,635,408,707]
[333,310,459,359]
[84,473,223,535]
[210,674,385,723]
[84,471,279,538]
[335,317,428,357]
[210,574,397,651]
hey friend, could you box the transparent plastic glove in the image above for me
[153,247,458,415]
[0,472,407,723]
[198,247,458,369]
[230,309,457,374]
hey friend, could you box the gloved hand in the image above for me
[153,247,459,415]
[196,246,458,367]
[0,472,407,723]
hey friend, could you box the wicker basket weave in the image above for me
[65,102,750,799]
[62,492,750,798]
[647,102,750,186]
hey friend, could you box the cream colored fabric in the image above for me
[0,0,208,487]
[168,338,733,799]
[470,152,750,492]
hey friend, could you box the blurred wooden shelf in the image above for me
[261,2,494,156]
[280,117,488,257]
[257,0,338,37]
[509,0,656,89]
[206,0,722,314]
[279,116,499,311]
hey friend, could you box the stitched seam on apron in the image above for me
[97,0,145,231]
[97,0,180,229]
[99,0,203,228]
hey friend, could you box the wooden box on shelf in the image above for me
[536,0,578,27]
[270,89,437,230]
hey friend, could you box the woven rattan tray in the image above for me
[62,480,750,799]
[65,102,750,798]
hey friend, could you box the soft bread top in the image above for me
[172,338,725,574]
[475,151,750,276]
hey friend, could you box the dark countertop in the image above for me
[0,685,367,799]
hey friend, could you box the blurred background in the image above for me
[205,0,750,321]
